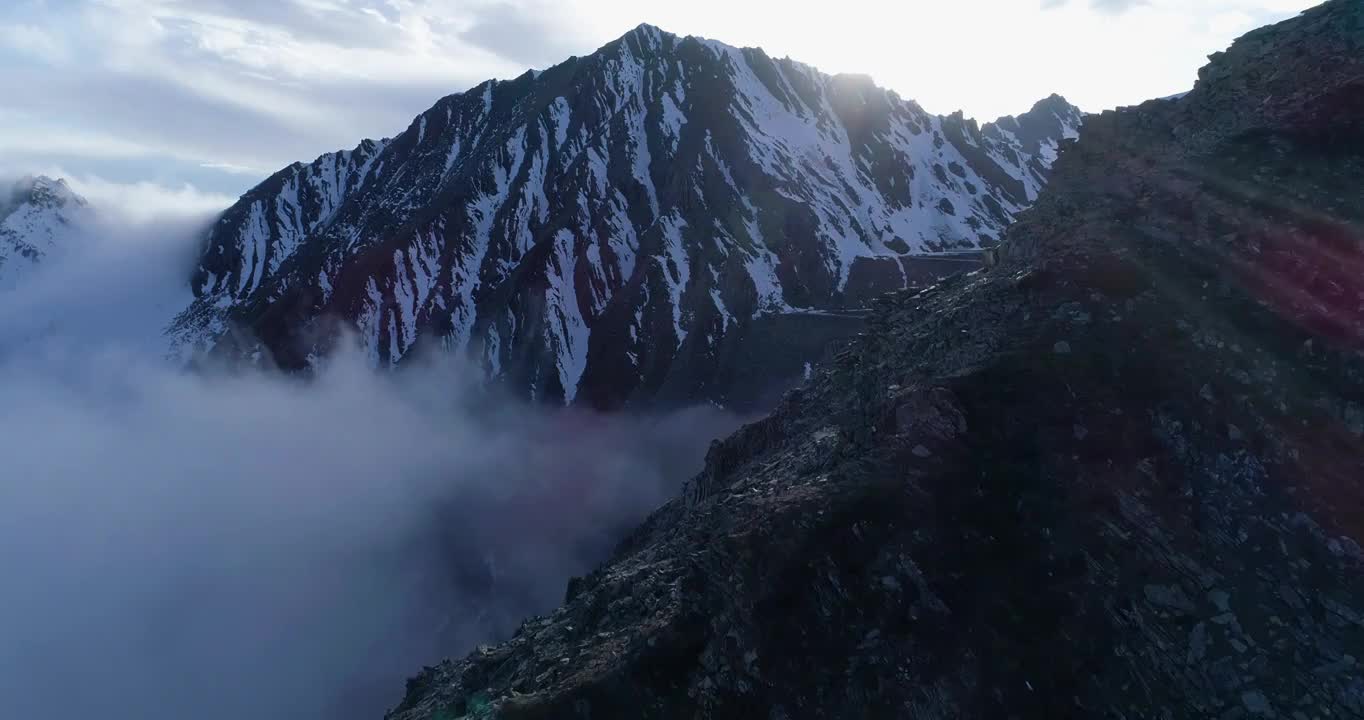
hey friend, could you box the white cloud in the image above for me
[58,172,238,220]
[0,121,161,159]
[0,185,743,719]
[0,22,70,62]
[199,160,269,175]
[0,346,739,720]
[561,0,1315,118]
[0,0,1321,198]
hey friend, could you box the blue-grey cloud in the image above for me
[1091,0,1148,12]
[0,189,744,720]
[459,2,590,68]
[0,197,740,718]
[0,0,545,202]
[0,349,739,720]
[1042,0,1149,12]
[161,0,408,48]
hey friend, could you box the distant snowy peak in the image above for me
[175,24,1083,408]
[0,176,91,291]
[993,94,1085,146]
[983,94,1084,172]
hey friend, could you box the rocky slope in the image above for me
[0,176,90,291]
[384,2,1364,718]
[171,26,1080,409]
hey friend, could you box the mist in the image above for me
[0,195,742,719]
[0,175,203,357]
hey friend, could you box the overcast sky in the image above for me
[2,0,1317,212]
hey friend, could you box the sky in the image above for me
[1,0,1319,212]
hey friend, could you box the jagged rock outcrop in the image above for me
[384,3,1364,718]
[171,25,1080,409]
[0,175,90,291]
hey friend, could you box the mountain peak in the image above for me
[8,175,87,213]
[613,22,676,50]
[627,22,667,37]
[1,175,91,291]
[985,95,1084,158]
[176,26,1084,407]
[1031,93,1075,112]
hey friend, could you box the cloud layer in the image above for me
[1,0,1316,211]
[0,192,743,720]
[0,349,738,720]
[0,0,569,197]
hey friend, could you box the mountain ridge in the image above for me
[172,23,1081,409]
[0,175,91,292]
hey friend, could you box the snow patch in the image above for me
[544,229,589,404]
[657,214,690,348]
[659,92,687,153]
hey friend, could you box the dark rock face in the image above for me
[384,3,1364,718]
[171,26,1079,410]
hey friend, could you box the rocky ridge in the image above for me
[384,3,1364,718]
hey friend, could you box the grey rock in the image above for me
[1241,690,1272,716]
[1189,622,1210,664]
[1146,584,1198,615]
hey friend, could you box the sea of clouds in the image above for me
[0,185,740,720]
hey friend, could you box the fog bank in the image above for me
[0,349,739,719]
[0,195,741,720]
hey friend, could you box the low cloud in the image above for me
[199,161,270,176]
[0,199,742,720]
[0,349,738,720]
[0,174,210,354]
[63,173,238,219]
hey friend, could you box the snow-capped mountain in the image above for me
[173,24,1082,409]
[0,176,91,291]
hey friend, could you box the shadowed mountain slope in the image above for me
[384,3,1364,717]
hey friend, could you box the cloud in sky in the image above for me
[0,0,1318,209]
[457,1,592,68]
[0,21,70,62]
[0,0,531,199]
[1040,0,1151,12]
[1090,0,1148,12]
[1045,0,1311,13]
